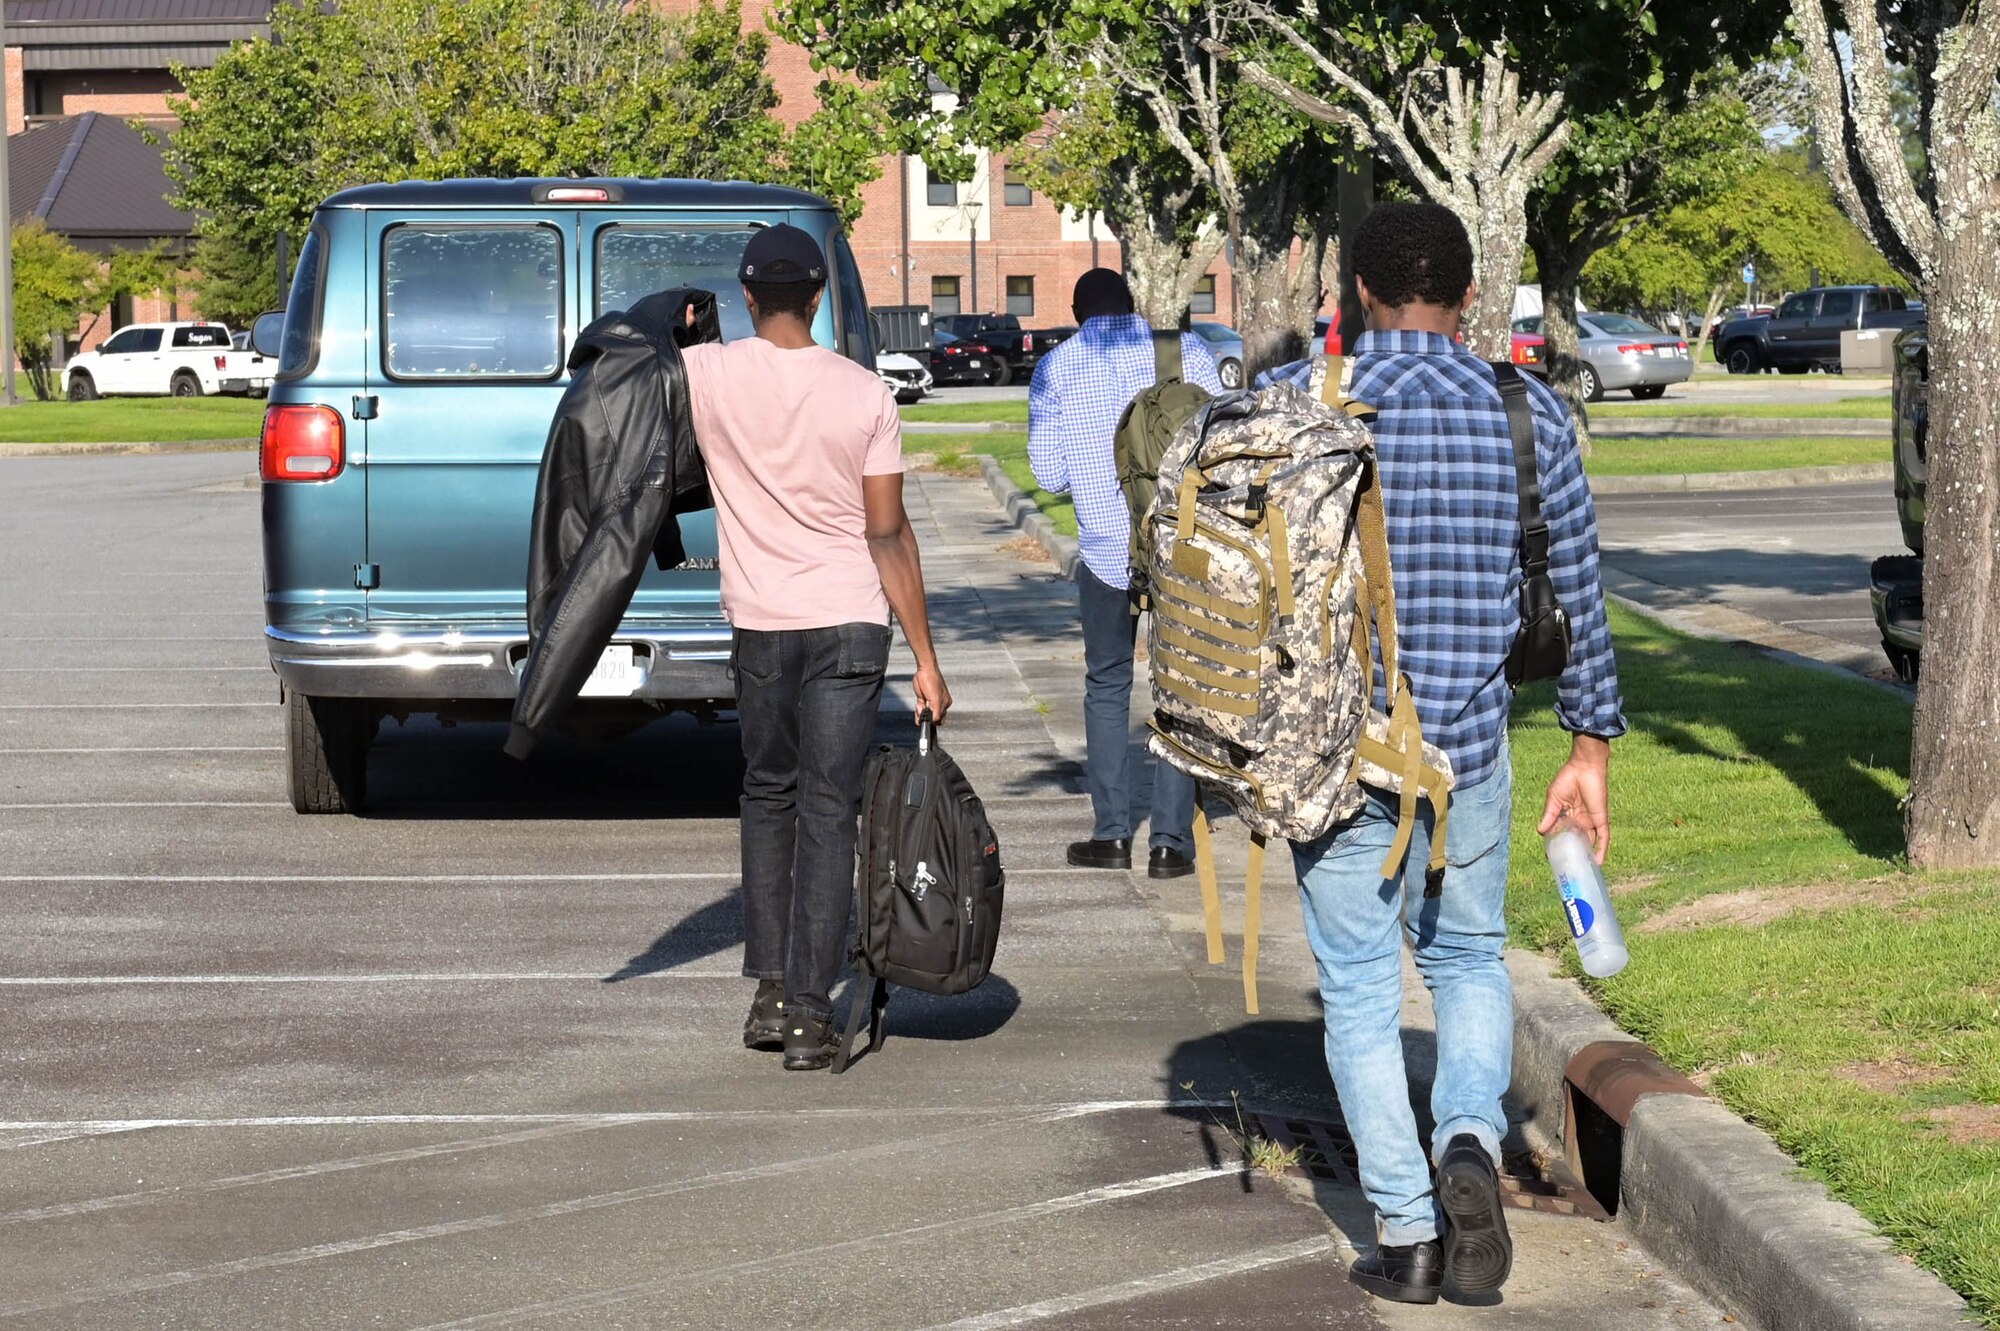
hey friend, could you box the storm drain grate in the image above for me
[1248,1113,1611,1223]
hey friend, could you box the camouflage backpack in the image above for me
[1115,329,1213,596]
[1144,358,1454,1013]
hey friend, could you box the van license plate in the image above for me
[580,645,639,697]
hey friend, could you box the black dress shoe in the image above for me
[1067,837,1133,869]
[1438,1133,1514,1294]
[1348,1238,1442,1304]
[742,979,786,1051]
[1148,847,1196,879]
[781,1011,839,1071]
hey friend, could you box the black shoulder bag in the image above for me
[1490,361,1573,687]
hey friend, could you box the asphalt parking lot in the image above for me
[0,453,1732,1329]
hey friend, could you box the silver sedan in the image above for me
[1512,312,1693,401]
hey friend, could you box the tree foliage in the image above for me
[10,227,182,400]
[166,0,881,319]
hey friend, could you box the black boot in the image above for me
[1348,1238,1443,1304]
[1438,1133,1514,1294]
[742,979,786,1051]
[782,1010,839,1071]
[1067,837,1132,869]
[1148,847,1195,880]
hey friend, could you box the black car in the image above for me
[930,330,999,386]
[934,313,1037,385]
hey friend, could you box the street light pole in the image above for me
[0,0,19,406]
[966,200,982,314]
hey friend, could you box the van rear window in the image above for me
[596,226,762,340]
[384,226,562,379]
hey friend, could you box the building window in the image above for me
[926,167,957,208]
[1006,275,1035,317]
[1191,274,1218,316]
[1003,167,1032,207]
[932,276,962,316]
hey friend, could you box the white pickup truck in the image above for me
[63,321,272,400]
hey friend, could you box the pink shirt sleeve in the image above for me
[862,384,905,477]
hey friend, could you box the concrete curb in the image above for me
[0,438,256,457]
[1587,462,1891,493]
[979,454,1079,580]
[1590,416,1882,438]
[1507,952,1974,1331]
[900,420,1020,435]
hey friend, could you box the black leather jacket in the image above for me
[505,289,719,759]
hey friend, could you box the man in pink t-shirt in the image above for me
[681,224,951,1071]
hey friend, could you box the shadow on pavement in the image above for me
[604,891,745,981]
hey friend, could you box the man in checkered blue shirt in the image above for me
[1283,204,1627,1305]
[1028,269,1223,880]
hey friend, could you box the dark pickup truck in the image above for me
[932,313,1070,386]
[1715,285,1922,375]
[1870,323,1928,681]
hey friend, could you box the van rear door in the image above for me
[361,211,574,625]
[578,210,788,619]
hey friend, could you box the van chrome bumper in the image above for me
[266,624,734,700]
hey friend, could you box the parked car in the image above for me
[64,321,268,400]
[1025,325,1075,359]
[1870,321,1927,682]
[929,329,997,385]
[876,350,932,404]
[1511,312,1691,400]
[1713,285,1921,375]
[255,178,878,812]
[1187,322,1244,388]
[934,312,1037,385]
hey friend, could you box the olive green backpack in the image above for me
[1115,329,1213,598]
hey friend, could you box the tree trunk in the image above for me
[1108,215,1224,329]
[1529,227,1593,454]
[1463,189,1528,360]
[1903,195,2000,869]
[1232,218,1330,381]
[1691,282,1729,367]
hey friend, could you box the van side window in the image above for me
[830,233,872,365]
[384,225,562,379]
[279,229,327,378]
[596,225,759,341]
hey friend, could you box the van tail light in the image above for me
[261,404,345,481]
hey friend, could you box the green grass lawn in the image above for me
[1508,609,1997,1324]
[1593,396,1892,420]
[901,399,1030,426]
[906,431,1080,539]
[1587,433,1885,475]
[0,397,265,444]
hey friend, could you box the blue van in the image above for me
[255,179,879,812]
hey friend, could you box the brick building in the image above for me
[668,0,1241,328]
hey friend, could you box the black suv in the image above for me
[933,313,1037,386]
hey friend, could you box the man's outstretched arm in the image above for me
[865,471,952,724]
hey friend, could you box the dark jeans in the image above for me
[734,622,890,1020]
[1079,564,1195,854]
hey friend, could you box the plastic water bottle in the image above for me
[1543,814,1629,978]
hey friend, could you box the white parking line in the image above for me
[411,1166,1240,1330]
[0,971,741,986]
[0,746,281,755]
[0,801,287,809]
[0,867,1106,884]
[911,1237,1336,1331]
[0,702,276,709]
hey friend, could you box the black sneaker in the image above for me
[1348,1239,1442,1304]
[1067,837,1132,869]
[742,980,786,1051]
[781,1011,839,1071]
[1148,847,1196,880]
[1438,1134,1513,1294]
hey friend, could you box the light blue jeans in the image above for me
[1291,745,1514,1244]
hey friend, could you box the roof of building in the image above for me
[9,113,192,244]
[10,0,275,70]
[319,178,837,210]
[9,0,272,27]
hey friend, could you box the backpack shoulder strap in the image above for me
[1489,361,1549,576]
[1152,328,1184,387]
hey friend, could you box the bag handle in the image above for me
[1489,361,1549,576]
[917,709,936,755]
[1152,328,1184,388]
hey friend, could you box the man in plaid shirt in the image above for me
[1028,269,1223,879]
[1287,205,1626,1304]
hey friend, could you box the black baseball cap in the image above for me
[739,224,827,285]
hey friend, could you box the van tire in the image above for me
[286,686,370,814]
[172,372,203,398]
[67,373,97,402]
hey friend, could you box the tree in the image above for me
[12,224,100,400]
[1213,0,1785,359]
[1527,90,1759,431]
[166,0,881,317]
[1788,0,2000,870]
[1586,152,1903,362]
[772,0,1236,329]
